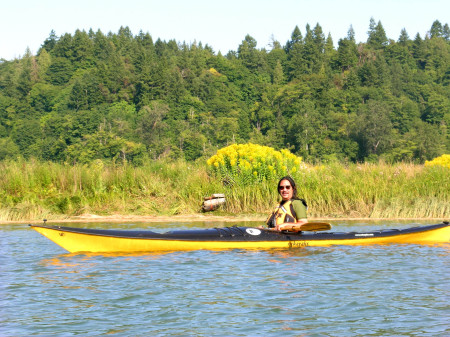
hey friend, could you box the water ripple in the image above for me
[1,223,449,336]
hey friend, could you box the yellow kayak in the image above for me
[29,222,450,253]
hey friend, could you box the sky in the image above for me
[1,0,449,60]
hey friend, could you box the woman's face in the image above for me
[278,179,293,201]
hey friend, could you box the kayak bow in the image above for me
[29,222,450,253]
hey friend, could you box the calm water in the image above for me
[1,221,449,337]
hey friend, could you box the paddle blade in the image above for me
[299,222,332,231]
[278,222,332,232]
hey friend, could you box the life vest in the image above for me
[266,200,297,228]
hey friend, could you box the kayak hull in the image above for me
[30,222,450,253]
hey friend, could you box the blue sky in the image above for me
[1,0,448,60]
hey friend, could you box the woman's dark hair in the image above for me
[278,176,298,199]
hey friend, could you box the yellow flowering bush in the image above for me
[425,154,450,168]
[207,143,302,185]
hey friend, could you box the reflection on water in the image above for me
[1,221,449,336]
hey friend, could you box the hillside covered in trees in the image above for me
[0,18,449,165]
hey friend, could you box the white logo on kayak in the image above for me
[246,228,261,236]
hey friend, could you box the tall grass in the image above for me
[0,159,448,221]
[292,162,449,219]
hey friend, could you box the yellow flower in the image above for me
[425,154,450,168]
[206,143,302,185]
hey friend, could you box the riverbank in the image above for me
[0,160,448,222]
[4,213,447,225]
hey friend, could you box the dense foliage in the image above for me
[0,19,449,164]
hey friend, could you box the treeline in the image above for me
[0,18,449,164]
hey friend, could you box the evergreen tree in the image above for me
[429,20,443,38]
[285,26,303,54]
[367,18,388,49]
[17,48,34,97]
[398,28,409,44]
[443,23,450,41]
[412,33,427,69]
[337,27,358,71]
[347,25,356,42]
[71,29,94,66]
[237,35,264,72]
[302,24,316,74]
[40,30,58,54]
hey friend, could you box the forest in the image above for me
[0,18,449,165]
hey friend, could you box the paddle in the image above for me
[277,222,332,232]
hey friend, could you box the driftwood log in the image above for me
[202,194,226,212]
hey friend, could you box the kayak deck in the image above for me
[30,222,450,253]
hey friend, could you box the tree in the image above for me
[443,23,450,41]
[29,83,58,112]
[352,101,393,160]
[412,33,426,69]
[16,48,34,97]
[47,57,73,85]
[337,29,358,71]
[51,33,74,58]
[180,131,207,161]
[40,30,58,54]
[407,120,445,161]
[213,116,240,146]
[398,28,409,44]
[136,101,170,157]
[324,33,335,63]
[10,118,41,158]
[285,26,303,54]
[287,41,306,79]
[272,59,285,85]
[93,30,116,61]
[0,137,20,160]
[65,129,145,164]
[68,71,103,111]
[312,24,325,53]
[71,29,94,67]
[302,24,316,74]
[347,25,356,42]
[36,49,52,81]
[422,92,448,125]
[429,20,443,38]
[367,18,388,49]
[286,100,324,159]
[237,35,265,72]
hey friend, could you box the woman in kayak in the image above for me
[266,176,308,231]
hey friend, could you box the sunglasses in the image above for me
[279,185,291,190]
